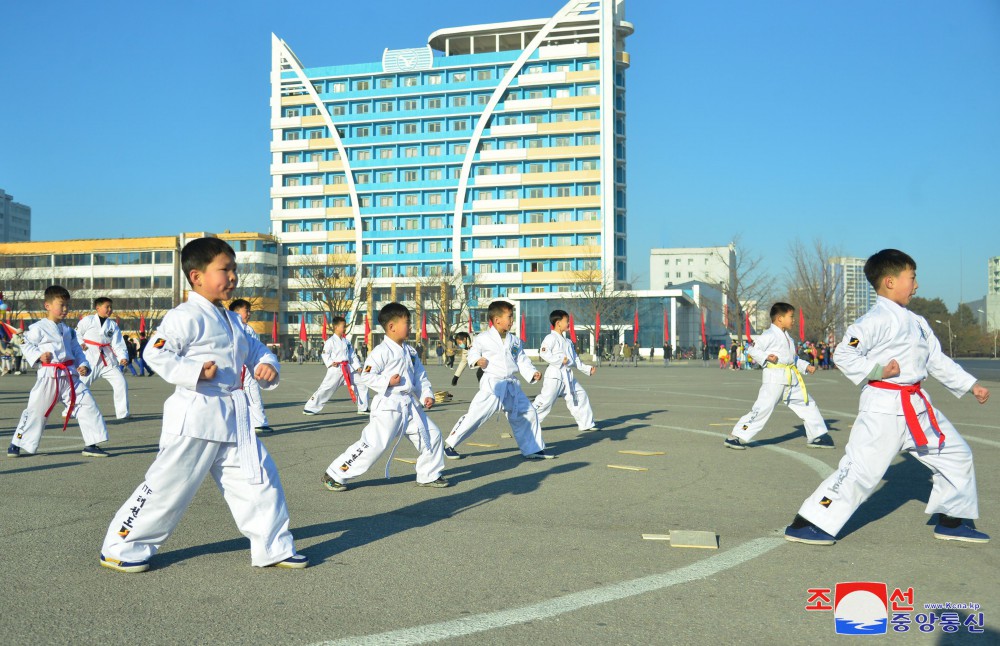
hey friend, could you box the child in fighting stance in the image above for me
[533,309,598,432]
[303,317,369,416]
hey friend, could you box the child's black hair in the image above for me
[44,285,71,303]
[181,237,236,286]
[487,300,514,322]
[378,302,410,329]
[549,309,569,328]
[228,299,251,313]
[93,297,112,308]
[769,302,795,321]
[331,316,346,327]
[864,249,916,290]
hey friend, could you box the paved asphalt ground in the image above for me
[2,359,998,645]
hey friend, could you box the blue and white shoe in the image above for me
[724,437,747,450]
[271,554,309,569]
[933,523,990,543]
[100,554,150,573]
[784,524,836,545]
[443,446,462,460]
[7,444,22,458]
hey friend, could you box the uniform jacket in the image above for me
[539,331,591,386]
[77,314,128,365]
[833,296,976,415]
[22,319,91,375]
[144,292,280,442]
[747,324,811,384]
[320,334,361,370]
[468,327,537,399]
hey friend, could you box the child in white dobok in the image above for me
[533,309,597,432]
[303,317,369,415]
[100,237,306,573]
[229,299,273,434]
[725,302,833,450]
[76,297,130,420]
[321,302,447,492]
[8,285,110,458]
[785,249,991,546]
[444,300,552,461]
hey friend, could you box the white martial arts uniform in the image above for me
[533,330,595,431]
[731,324,830,443]
[445,328,545,456]
[238,321,270,429]
[11,319,108,453]
[76,314,130,419]
[797,296,980,536]
[304,335,370,414]
[325,338,444,484]
[101,292,299,567]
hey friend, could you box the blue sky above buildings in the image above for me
[1,0,998,308]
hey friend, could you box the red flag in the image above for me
[321,314,328,341]
[595,312,601,343]
[271,312,278,343]
[468,317,473,334]
[663,308,669,343]
[0,321,17,339]
[139,315,146,334]
[568,313,577,343]
[421,311,428,340]
[799,310,806,342]
[700,308,707,346]
[299,316,307,343]
[633,309,639,345]
[520,312,526,340]
[745,312,753,343]
[364,314,371,344]
[19,319,25,332]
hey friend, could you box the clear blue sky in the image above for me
[2,0,998,309]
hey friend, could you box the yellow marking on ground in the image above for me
[641,534,671,541]
[668,530,718,549]
[709,423,728,427]
[392,458,416,464]
[618,450,666,456]
[607,464,648,472]
[466,442,499,448]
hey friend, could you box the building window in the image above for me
[427,121,442,133]
[581,185,598,196]
[404,194,419,206]
[379,195,394,207]
[283,131,300,141]
[378,148,394,159]
[426,98,442,109]
[403,170,418,182]
[332,82,346,93]
[452,120,468,131]
[355,103,370,114]
[454,144,468,155]
[527,188,544,199]
[330,105,345,116]
[427,145,442,156]
[378,101,393,113]
[426,168,442,181]
[402,76,418,87]
[355,80,370,91]
[356,127,370,137]
[355,150,371,160]
[378,125,393,136]
[402,123,418,134]
[452,71,467,82]
[355,172,370,184]
[402,99,418,111]
[379,78,394,89]
[428,217,444,229]
[403,146,419,158]
[452,95,467,107]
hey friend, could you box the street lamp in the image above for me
[934,319,954,357]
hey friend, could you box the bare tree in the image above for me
[416,272,480,341]
[285,253,358,326]
[784,238,844,343]
[572,268,636,352]
[703,237,773,343]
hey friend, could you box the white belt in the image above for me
[232,389,263,484]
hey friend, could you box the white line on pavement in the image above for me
[312,537,786,646]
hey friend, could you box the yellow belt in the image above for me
[766,363,808,404]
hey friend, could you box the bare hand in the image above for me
[562,357,569,365]
[590,366,597,376]
[77,366,90,377]
[119,359,128,367]
[200,361,217,380]
[389,374,401,386]
[972,384,990,404]
[40,352,53,364]
[766,354,778,363]
[476,358,488,369]
[806,365,816,375]
[423,397,434,410]
[531,371,541,382]
[881,359,900,379]
[254,364,277,382]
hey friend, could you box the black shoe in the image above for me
[724,437,747,450]
[255,426,275,434]
[807,434,835,449]
[417,477,450,488]
[7,444,22,458]
[451,376,459,386]
[82,445,110,458]
[524,451,556,460]
[443,446,462,460]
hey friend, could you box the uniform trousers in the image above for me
[13,369,107,452]
[798,408,977,536]
[533,373,594,430]
[304,366,369,413]
[446,381,544,456]
[101,433,296,567]
[732,382,828,443]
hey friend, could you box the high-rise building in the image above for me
[0,189,31,242]
[270,0,632,339]
[830,256,877,337]
[986,255,1000,332]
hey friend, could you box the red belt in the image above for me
[84,340,111,366]
[339,363,358,404]
[42,360,76,431]
[867,380,944,448]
